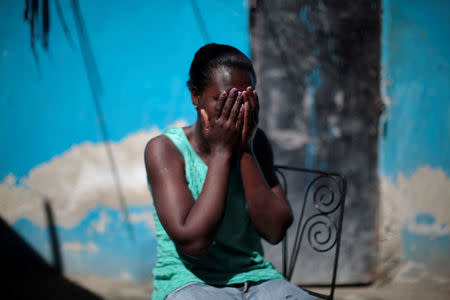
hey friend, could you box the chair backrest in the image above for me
[274,165,347,300]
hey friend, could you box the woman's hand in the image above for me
[200,88,245,155]
[241,86,259,153]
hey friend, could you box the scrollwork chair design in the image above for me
[274,165,347,300]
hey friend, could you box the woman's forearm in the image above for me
[177,151,233,256]
[240,151,293,244]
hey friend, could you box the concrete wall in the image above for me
[1,0,448,293]
[379,0,450,283]
[251,0,381,284]
[0,0,250,287]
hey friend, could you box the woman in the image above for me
[145,44,314,300]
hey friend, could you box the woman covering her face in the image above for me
[145,43,315,300]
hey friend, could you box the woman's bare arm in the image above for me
[240,129,293,244]
[145,89,244,257]
[145,137,232,257]
[239,88,293,244]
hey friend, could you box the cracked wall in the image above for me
[0,0,250,286]
[379,0,450,283]
[251,0,381,284]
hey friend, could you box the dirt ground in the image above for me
[68,275,450,300]
[318,280,450,300]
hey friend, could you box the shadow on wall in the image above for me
[1,205,102,299]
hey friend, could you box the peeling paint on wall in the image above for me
[1,0,251,286]
[1,120,185,229]
[379,167,450,280]
[251,0,381,284]
[0,121,186,281]
[380,0,450,282]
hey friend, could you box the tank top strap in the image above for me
[162,127,191,156]
[162,127,207,198]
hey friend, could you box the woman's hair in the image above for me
[187,43,256,93]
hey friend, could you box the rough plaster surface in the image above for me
[0,120,186,229]
[379,166,450,281]
[66,270,450,300]
[251,0,381,284]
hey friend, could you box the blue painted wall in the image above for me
[0,0,249,179]
[381,0,450,178]
[0,0,250,282]
[380,0,450,279]
[3,0,448,287]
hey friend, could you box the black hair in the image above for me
[187,43,256,93]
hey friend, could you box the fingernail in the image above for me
[231,88,237,94]
[221,91,226,97]
[237,91,242,98]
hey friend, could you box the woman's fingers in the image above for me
[236,102,245,130]
[242,90,250,120]
[242,87,258,127]
[246,86,256,109]
[229,91,242,123]
[253,89,259,124]
[200,109,210,132]
[242,90,248,105]
[215,91,228,118]
[253,89,259,111]
[221,88,238,119]
[242,102,250,145]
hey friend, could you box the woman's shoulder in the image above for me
[145,127,185,152]
[144,130,185,170]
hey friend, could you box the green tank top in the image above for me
[150,127,282,300]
